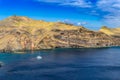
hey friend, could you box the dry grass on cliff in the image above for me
[0,16,79,35]
[100,26,120,36]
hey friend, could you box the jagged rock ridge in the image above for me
[0,16,119,52]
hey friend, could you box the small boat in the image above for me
[36,56,42,60]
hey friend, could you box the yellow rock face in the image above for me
[0,16,119,52]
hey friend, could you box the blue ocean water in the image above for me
[0,47,120,80]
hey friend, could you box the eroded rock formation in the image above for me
[0,16,119,52]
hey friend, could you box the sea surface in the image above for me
[0,47,120,80]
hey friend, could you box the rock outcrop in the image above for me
[0,16,120,52]
[0,61,3,67]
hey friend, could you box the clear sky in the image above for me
[0,0,120,30]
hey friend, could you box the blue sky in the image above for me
[0,0,120,30]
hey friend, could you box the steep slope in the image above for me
[100,26,120,37]
[0,16,119,52]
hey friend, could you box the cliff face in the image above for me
[0,16,119,52]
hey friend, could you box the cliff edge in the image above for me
[0,16,119,52]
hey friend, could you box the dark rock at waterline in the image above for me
[0,62,3,67]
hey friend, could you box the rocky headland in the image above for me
[0,16,120,53]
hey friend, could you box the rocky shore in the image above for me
[0,16,120,53]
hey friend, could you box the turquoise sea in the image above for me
[0,47,120,80]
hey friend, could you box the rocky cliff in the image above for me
[0,16,119,52]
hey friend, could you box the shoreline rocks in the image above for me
[0,62,4,67]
